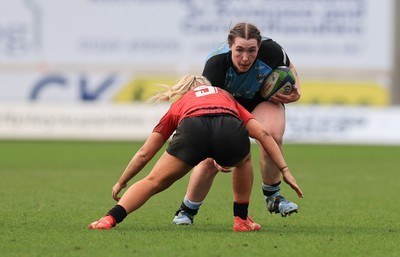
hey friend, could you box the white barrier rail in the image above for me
[285,105,400,145]
[1,103,400,145]
[0,103,168,140]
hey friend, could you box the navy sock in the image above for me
[262,181,281,197]
[177,201,199,216]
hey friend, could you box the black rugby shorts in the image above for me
[166,115,250,167]
[235,92,285,113]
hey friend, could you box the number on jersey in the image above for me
[194,86,218,97]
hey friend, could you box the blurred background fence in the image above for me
[1,0,399,144]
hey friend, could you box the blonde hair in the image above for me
[147,75,211,103]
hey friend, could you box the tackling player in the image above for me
[88,75,303,231]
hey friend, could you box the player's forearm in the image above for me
[118,151,151,185]
[118,132,165,185]
[247,119,287,170]
[258,133,287,171]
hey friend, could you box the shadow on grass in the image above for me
[104,222,398,237]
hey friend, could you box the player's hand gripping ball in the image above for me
[260,66,295,100]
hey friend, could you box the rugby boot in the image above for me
[233,216,261,232]
[88,215,116,230]
[266,194,298,217]
[172,209,194,225]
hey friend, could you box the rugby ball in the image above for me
[259,66,295,100]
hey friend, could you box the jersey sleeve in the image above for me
[235,102,254,126]
[258,39,291,69]
[202,53,228,88]
[152,109,180,141]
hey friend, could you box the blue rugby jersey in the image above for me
[202,37,291,111]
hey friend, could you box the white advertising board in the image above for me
[0,0,395,103]
[285,105,400,145]
[0,103,168,140]
[0,0,397,144]
[1,104,400,145]
[0,71,128,102]
[0,0,394,70]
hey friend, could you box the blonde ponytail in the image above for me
[147,75,211,103]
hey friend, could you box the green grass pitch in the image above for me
[0,141,399,257]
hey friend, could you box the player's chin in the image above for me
[237,66,250,73]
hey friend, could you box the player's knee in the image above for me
[145,175,173,194]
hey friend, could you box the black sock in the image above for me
[107,204,127,223]
[233,202,249,220]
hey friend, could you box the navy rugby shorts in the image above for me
[235,92,285,113]
[166,115,250,167]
